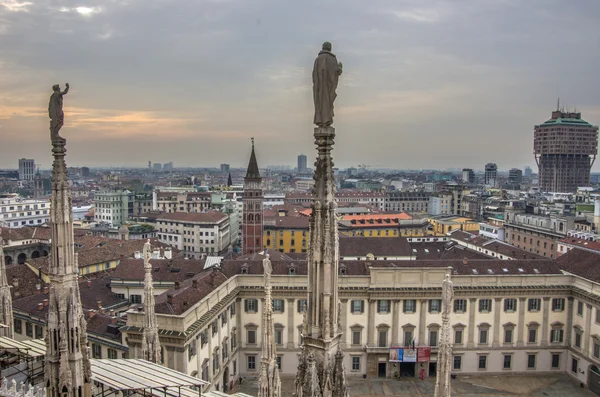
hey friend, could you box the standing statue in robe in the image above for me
[49,83,70,141]
[313,42,342,127]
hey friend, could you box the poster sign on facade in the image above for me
[388,348,403,362]
[403,348,417,362]
[417,347,431,362]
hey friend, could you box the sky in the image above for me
[0,0,599,171]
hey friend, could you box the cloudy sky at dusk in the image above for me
[0,0,599,171]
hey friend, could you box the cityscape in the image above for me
[1,1,600,397]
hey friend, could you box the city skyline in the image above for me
[0,0,599,169]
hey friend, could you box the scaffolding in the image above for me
[0,337,45,386]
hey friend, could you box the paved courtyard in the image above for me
[234,374,597,397]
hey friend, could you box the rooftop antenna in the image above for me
[556,97,560,111]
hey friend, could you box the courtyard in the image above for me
[234,374,597,397]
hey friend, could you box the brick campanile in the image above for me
[242,138,264,255]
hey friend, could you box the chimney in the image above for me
[109,309,115,317]
[43,285,49,294]
[36,284,41,294]
[12,278,18,288]
[463,257,468,265]
[97,300,102,309]
[43,299,48,307]
[111,316,118,324]
[87,280,92,288]
[167,294,173,304]
[174,281,180,290]
[37,302,43,311]
[88,310,96,319]
[164,247,172,260]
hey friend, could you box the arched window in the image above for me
[255,214,260,222]
[248,214,254,222]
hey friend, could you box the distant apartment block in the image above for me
[0,194,50,227]
[18,158,35,181]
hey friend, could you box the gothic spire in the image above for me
[45,88,91,396]
[141,240,162,363]
[434,273,454,397]
[227,172,233,187]
[258,255,281,397]
[245,137,261,180]
[0,237,13,338]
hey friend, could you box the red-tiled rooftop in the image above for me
[157,211,227,223]
[113,258,205,282]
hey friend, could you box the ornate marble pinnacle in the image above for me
[0,237,14,338]
[45,131,91,396]
[295,126,348,397]
[434,273,454,397]
[258,255,281,397]
[141,240,162,363]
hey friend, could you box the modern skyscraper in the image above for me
[484,163,498,186]
[534,109,599,192]
[18,158,35,180]
[508,168,523,184]
[242,139,263,255]
[524,166,532,177]
[461,168,475,183]
[297,154,308,173]
[220,163,230,173]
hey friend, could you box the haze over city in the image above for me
[1,0,599,170]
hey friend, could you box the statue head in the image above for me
[322,41,332,52]
[52,84,60,92]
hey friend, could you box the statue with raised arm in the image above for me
[49,83,70,142]
[441,273,454,318]
[262,254,272,279]
[313,42,342,127]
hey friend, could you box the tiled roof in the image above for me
[112,258,205,282]
[556,248,600,283]
[560,237,600,252]
[6,264,42,299]
[339,236,413,257]
[157,211,227,223]
[263,216,309,229]
[341,213,412,222]
[235,249,295,262]
[154,268,229,315]
[0,227,51,242]
[85,311,124,342]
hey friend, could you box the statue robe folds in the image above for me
[313,50,342,127]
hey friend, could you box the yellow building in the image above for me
[427,215,480,235]
[263,216,310,253]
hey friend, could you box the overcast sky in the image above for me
[1,0,599,171]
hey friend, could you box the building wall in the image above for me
[157,218,231,257]
[0,198,50,228]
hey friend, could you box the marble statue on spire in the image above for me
[45,84,92,397]
[48,83,69,141]
[434,273,454,397]
[258,254,281,397]
[0,237,14,338]
[313,42,342,127]
[141,239,162,363]
[296,43,348,397]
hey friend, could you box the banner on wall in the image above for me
[388,348,403,363]
[403,348,417,362]
[417,347,431,362]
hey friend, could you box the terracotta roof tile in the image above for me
[157,211,227,223]
[112,258,205,282]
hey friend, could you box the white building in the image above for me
[156,211,236,257]
[18,158,35,181]
[0,194,50,227]
[93,190,134,226]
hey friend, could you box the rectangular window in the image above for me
[504,299,517,312]
[247,330,256,345]
[594,342,600,359]
[527,354,536,369]
[130,295,142,304]
[577,301,584,316]
[272,299,285,313]
[248,355,256,370]
[429,330,438,347]
[378,330,388,348]
[276,356,282,370]
[478,355,487,370]
[571,358,578,373]
[352,330,361,345]
[453,355,462,370]
[479,329,488,344]
[551,354,560,368]
[92,344,102,359]
[479,299,492,313]
[528,298,541,312]
[552,298,565,311]
[35,325,43,339]
[454,330,463,345]
[275,329,283,345]
[377,300,390,313]
[297,299,307,313]
[454,299,467,313]
[14,319,21,334]
[25,322,33,337]
[551,329,564,343]
[351,300,364,314]
[504,329,513,343]
[403,331,413,347]
[596,309,600,324]
[403,300,416,313]
[528,329,537,343]
[352,356,361,371]
[245,299,258,313]
[575,332,582,348]
[108,349,117,359]
[503,355,512,369]
[429,299,441,313]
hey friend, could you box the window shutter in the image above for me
[377,301,381,313]
[244,299,249,312]
[297,300,302,313]
[281,300,285,313]
[360,300,365,313]
[389,300,392,311]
